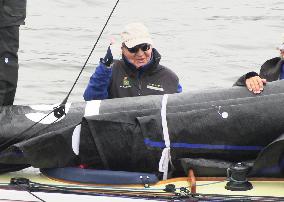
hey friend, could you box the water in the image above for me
[16,0,284,105]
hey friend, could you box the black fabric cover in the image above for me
[0,102,85,171]
[0,81,284,177]
[81,82,284,176]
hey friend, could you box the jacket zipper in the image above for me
[138,79,142,96]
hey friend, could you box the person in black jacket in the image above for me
[0,0,27,105]
[234,42,284,94]
[83,22,182,100]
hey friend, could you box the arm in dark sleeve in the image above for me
[233,74,247,87]
[232,58,280,86]
[83,63,112,101]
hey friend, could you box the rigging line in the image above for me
[27,180,228,194]
[0,179,228,193]
[15,182,46,202]
[21,116,62,140]
[61,0,121,106]
[1,115,62,152]
[32,181,166,192]
[195,179,228,186]
[23,181,178,200]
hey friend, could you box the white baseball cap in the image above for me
[121,22,153,48]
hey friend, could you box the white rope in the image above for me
[158,94,171,180]
[72,100,101,155]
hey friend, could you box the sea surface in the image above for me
[16,0,284,105]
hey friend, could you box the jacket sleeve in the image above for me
[83,63,112,101]
[233,58,280,86]
[233,74,247,86]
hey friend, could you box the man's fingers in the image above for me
[251,78,261,93]
[246,79,254,92]
[256,78,264,91]
[246,76,265,94]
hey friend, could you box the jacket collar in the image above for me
[122,48,162,76]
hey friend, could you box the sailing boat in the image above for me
[0,0,283,200]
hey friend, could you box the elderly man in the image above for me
[234,38,284,94]
[83,22,182,100]
[0,0,27,105]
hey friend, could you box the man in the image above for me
[0,0,27,105]
[234,40,284,94]
[83,22,182,100]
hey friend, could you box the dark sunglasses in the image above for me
[124,43,151,53]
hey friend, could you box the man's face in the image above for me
[122,43,152,68]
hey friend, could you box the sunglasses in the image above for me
[124,43,151,53]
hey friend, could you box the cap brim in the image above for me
[124,38,153,48]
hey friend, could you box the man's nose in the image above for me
[135,48,144,56]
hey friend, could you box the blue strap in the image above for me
[144,138,263,151]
